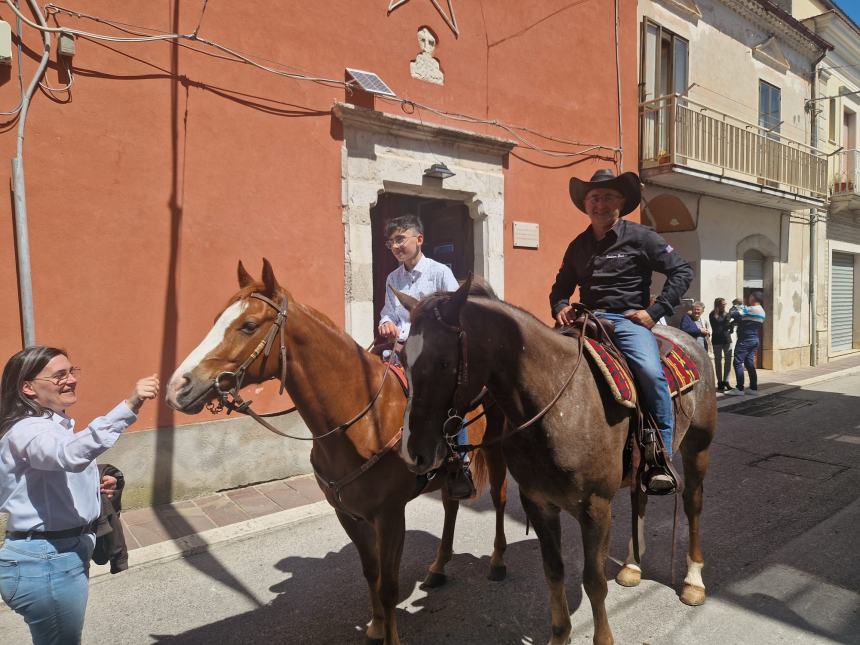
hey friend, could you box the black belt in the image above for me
[5,521,98,540]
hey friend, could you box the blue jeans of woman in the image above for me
[596,312,675,457]
[0,535,94,645]
[712,343,732,385]
[733,336,759,391]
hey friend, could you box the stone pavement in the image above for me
[118,474,326,552]
[715,350,860,408]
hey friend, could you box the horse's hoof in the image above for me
[547,627,573,645]
[487,565,507,581]
[680,583,706,606]
[420,571,447,589]
[615,565,641,587]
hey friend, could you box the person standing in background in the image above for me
[680,302,711,351]
[725,292,766,396]
[710,298,734,392]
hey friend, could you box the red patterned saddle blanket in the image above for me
[388,361,409,396]
[582,336,700,409]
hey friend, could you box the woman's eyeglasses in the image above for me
[32,367,82,386]
[385,235,417,249]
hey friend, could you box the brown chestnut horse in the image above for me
[165,260,508,645]
[397,278,717,645]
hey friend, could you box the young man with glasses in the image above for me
[378,214,459,342]
[377,214,475,497]
[549,169,693,495]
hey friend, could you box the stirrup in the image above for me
[644,469,676,495]
[445,462,475,500]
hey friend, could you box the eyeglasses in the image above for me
[31,367,82,386]
[586,194,624,205]
[385,235,417,249]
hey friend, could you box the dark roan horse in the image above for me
[165,260,509,645]
[397,277,717,645]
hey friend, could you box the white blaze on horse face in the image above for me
[399,330,425,464]
[168,300,247,396]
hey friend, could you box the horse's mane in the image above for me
[412,276,500,321]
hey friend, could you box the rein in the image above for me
[438,304,592,454]
[208,292,395,441]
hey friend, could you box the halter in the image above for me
[210,292,290,415]
[208,291,396,443]
[434,302,590,454]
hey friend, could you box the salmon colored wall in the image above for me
[0,0,638,431]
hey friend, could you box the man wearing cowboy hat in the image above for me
[549,169,693,494]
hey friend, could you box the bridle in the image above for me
[207,292,394,441]
[432,301,588,455]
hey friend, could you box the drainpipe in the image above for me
[808,49,827,367]
[12,0,51,347]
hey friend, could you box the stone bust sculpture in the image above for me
[411,27,444,85]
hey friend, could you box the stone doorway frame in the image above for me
[333,103,515,346]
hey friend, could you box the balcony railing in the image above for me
[831,149,859,197]
[640,94,828,200]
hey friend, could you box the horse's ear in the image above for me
[261,258,281,296]
[392,288,419,312]
[439,274,472,325]
[237,261,254,288]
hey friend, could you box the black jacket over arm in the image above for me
[549,219,693,323]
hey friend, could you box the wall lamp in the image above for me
[424,162,455,179]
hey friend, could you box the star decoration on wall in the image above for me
[387,0,459,38]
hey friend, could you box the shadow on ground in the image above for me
[152,384,859,643]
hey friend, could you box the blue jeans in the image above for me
[0,535,94,645]
[733,336,759,390]
[457,425,470,464]
[597,313,675,457]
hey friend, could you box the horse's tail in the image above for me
[470,446,489,498]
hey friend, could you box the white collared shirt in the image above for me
[379,255,459,341]
[0,402,137,532]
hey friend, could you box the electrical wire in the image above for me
[380,96,620,159]
[38,55,73,94]
[40,2,350,90]
[20,1,622,160]
[6,0,184,41]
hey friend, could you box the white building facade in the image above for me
[637,0,833,370]
[794,0,860,362]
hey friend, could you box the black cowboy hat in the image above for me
[569,169,641,216]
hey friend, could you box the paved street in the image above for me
[2,372,858,644]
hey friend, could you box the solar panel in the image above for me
[346,68,396,97]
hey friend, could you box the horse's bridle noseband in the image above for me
[210,292,290,415]
[208,291,397,444]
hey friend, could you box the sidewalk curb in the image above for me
[90,500,334,580]
[717,363,860,410]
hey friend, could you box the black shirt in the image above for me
[709,311,734,345]
[549,218,693,322]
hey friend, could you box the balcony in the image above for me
[830,149,860,213]
[640,94,827,210]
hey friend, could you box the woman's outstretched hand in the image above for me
[126,375,159,413]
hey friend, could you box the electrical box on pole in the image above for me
[0,20,12,66]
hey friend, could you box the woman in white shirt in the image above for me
[0,346,158,645]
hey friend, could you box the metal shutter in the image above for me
[744,255,764,289]
[831,252,855,351]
